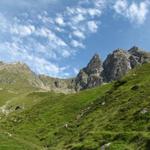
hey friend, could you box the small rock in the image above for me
[141,108,148,114]
[102,102,105,106]
[101,142,111,150]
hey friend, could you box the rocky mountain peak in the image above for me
[128,46,150,68]
[75,46,150,90]
[85,53,102,75]
[103,49,131,82]
[75,53,103,91]
[128,46,141,54]
[0,46,149,93]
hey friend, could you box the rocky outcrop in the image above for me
[75,54,103,91]
[103,46,150,82]
[39,75,76,93]
[129,46,150,68]
[39,47,150,92]
[103,49,131,82]
[76,46,150,90]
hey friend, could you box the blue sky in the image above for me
[0,0,150,78]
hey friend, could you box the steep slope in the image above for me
[76,46,150,90]
[0,63,150,150]
[103,49,131,82]
[53,63,150,150]
[103,46,150,82]
[0,62,45,92]
[75,54,103,91]
[0,61,76,95]
[0,84,111,149]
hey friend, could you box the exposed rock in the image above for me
[140,108,148,114]
[39,75,76,93]
[129,46,150,67]
[103,47,150,82]
[75,54,103,91]
[103,49,131,82]
[101,142,111,150]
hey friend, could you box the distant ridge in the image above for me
[0,46,149,93]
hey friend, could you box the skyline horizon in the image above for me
[0,0,150,77]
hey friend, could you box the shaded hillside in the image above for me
[39,75,75,93]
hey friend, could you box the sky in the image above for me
[0,0,150,78]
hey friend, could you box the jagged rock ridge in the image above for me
[75,46,150,90]
[0,46,149,93]
[75,54,103,91]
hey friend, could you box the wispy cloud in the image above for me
[0,0,106,77]
[113,0,150,24]
[0,0,149,77]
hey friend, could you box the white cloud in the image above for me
[10,24,35,37]
[71,40,85,48]
[72,14,85,24]
[55,16,65,26]
[87,21,98,33]
[113,0,128,14]
[113,0,150,24]
[88,8,102,17]
[31,57,65,76]
[0,0,107,77]
[0,41,68,77]
[73,30,85,39]
[128,1,150,24]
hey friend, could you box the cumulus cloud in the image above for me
[113,0,150,24]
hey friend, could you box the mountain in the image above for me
[75,54,103,91]
[103,46,150,82]
[0,47,150,149]
[0,62,150,150]
[0,62,44,92]
[0,61,76,94]
[0,46,149,94]
[76,46,150,89]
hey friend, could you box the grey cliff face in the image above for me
[75,46,150,91]
[75,54,103,91]
[128,46,150,68]
[103,49,131,82]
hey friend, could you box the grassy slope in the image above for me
[0,83,111,149]
[54,63,150,150]
[0,63,150,149]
